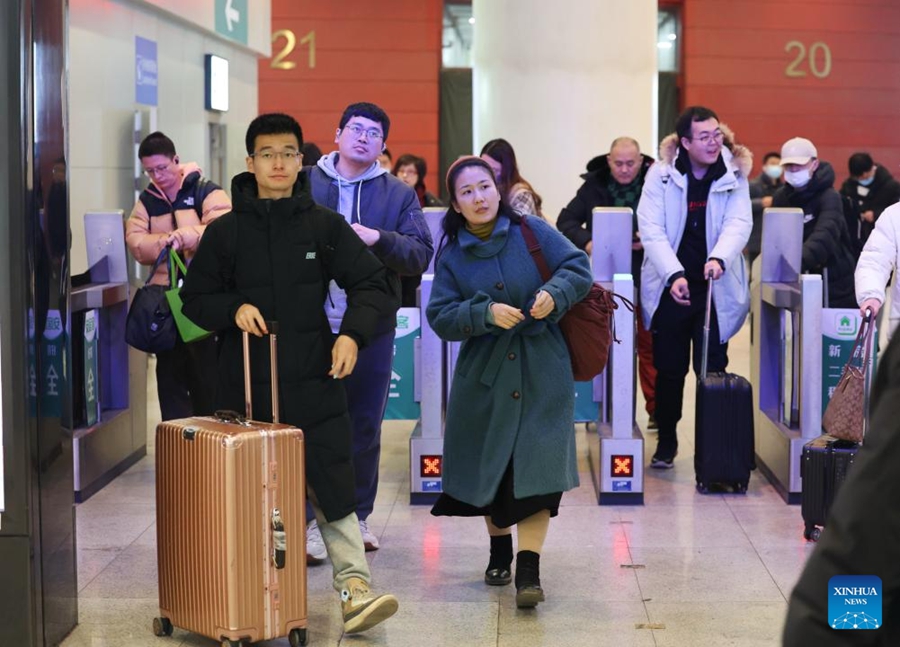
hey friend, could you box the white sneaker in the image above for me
[359,519,380,551]
[306,520,328,565]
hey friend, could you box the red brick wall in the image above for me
[259,0,442,193]
[682,0,900,182]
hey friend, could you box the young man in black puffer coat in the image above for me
[181,113,400,635]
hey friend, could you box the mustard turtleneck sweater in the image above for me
[465,218,497,241]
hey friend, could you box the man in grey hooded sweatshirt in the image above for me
[306,102,433,561]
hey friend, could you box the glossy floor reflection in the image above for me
[62,324,815,646]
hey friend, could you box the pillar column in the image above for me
[473,0,657,220]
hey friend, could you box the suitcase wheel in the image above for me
[803,525,822,542]
[289,628,309,647]
[151,617,173,637]
[734,481,749,494]
[221,640,244,647]
[695,482,709,495]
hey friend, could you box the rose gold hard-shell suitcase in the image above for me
[153,328,308,646]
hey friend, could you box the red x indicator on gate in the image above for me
[421,455,443,477]
[611,455,634,478]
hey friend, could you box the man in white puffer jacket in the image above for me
[637,106,752,469]
[856,200,900,336]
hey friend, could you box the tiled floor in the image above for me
[61,324,816,646]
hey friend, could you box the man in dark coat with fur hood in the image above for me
[557,137,659,427]
[181,113,400,635]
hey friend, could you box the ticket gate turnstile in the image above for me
[410,208,447,503]
[586,208,644,505]
[751,208,822,503]
[410,274,446,503]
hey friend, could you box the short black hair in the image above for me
[138,131,176,160]
[245,113,304,155]
[339,102,391,142]
[762,151,781,164]
[849,152,874,178]
[675,106,720,141]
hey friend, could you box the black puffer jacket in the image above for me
[841,163,900,246]
[557,153,654,282]
[773,162,857,308]
[181,172,396,521]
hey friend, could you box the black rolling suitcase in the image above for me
[694,275,755,494]
[800,435,858,541]
[800,308,874,541]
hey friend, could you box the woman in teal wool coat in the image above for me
[426,156,592,609]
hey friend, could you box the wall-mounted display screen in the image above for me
[205,54,229,112]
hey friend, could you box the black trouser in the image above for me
[155,335,218,421]
[651,286,728,456]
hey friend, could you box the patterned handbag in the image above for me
[822,312,875,443]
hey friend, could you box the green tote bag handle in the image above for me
[165,250,213,344]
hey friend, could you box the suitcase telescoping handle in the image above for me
[701,272,714,380]
[242,321,280,423]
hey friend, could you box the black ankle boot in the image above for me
[514,550,545,608]
[484,534,513,586]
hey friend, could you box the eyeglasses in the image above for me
[343,124,384,141]
[690,131,724,146]
[143,163,173,177]
[250,150,302,162]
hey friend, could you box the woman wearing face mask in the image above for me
[747,152,784,267]
[426,156,591,609]
[772,137,857,308]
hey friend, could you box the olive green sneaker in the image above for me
[340,577,399,634]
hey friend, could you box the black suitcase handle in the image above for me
[701,272,715,379]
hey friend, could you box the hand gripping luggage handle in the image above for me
[242,321,280,423]
[701,272,714,380]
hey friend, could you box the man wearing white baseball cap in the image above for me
[772,137,856,307]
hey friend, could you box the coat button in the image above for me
[495,282,504,290]
[463,325,472,334]
[508,352,516,360]
[511,391,521,400]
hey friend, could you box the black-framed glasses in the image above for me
[343,123,384,141]
[250,150,302,162]
[690,131,724,146]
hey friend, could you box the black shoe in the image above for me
[650,445,677,469]
[485,534,513,586]
[647,413,659,430]
[484,567,512,586]
[514,550,545,608]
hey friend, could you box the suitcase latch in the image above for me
[272,508,286,569]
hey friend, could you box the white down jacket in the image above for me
[637,126,753,343]
[855,201,900,330]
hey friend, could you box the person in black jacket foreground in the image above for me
[773,137,857,308]
[180,113,399,635]
[782,330,900,645]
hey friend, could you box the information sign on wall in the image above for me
[214,0,248,45]
[135,36,158,106]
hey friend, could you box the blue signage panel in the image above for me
[135,36,158,106]
[214,0,249,45]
